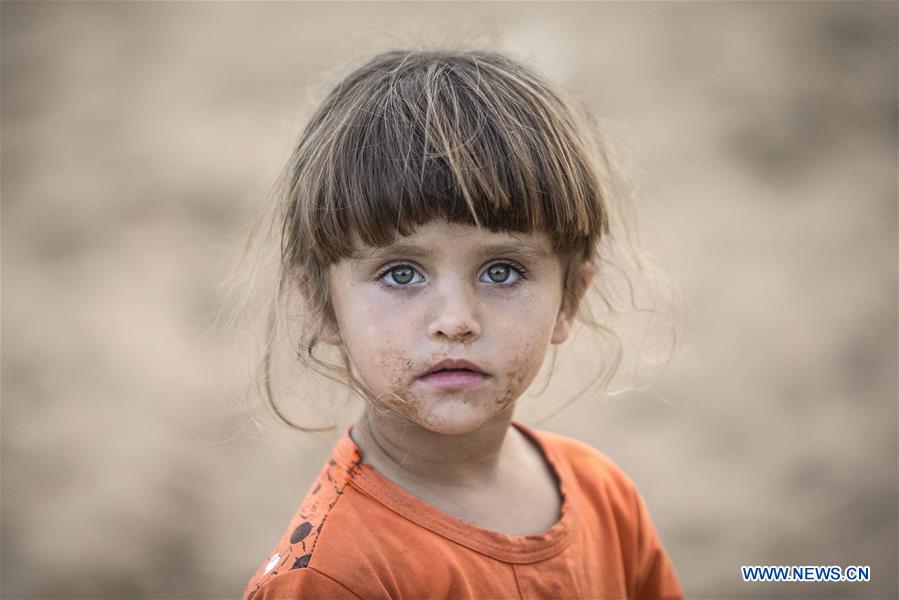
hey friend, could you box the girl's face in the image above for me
[324,220,586,436]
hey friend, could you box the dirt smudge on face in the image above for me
[496,340,537,409]
[370,340,419,414]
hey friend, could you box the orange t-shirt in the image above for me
[243,422,683,599]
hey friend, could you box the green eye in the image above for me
[391,267,414,284]
[482,262,524,285]
[488,264,511,283]
[380,264,422,286]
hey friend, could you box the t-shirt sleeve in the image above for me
[633,489,684,600]
[250,567,362,600]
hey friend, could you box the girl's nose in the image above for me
[426,283,482,344]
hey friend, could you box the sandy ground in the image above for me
[2,2,897,599]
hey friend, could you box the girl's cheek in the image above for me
[497,293,558,341]
[504,294,559,364]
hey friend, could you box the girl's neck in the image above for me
[350,405,520,489]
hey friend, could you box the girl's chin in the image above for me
[403,396,515,436]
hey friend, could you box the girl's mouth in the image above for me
[420,358,488,376]
[417,369,490,391]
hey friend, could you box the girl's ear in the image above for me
[297,277,343,346]
[551,261,594,344]
[319,316,343,346]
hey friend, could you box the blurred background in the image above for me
[2,2,896,599]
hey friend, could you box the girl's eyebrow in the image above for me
[351,241,551,261]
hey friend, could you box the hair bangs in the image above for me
[285,51,608,268]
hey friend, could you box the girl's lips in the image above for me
[417,370,490,391]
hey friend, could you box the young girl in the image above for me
[242,49,683,599]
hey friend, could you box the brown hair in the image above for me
[237,49,681,431]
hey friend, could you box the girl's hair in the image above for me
[234,49,683,431]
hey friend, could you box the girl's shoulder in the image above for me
[520,423,683,598]
[243,432,367,600]
[516,422,665,544]
[515,422,642,499]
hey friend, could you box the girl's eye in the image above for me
[379,264,423,287]
[377,261,526,288]
[481,262,525,285]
